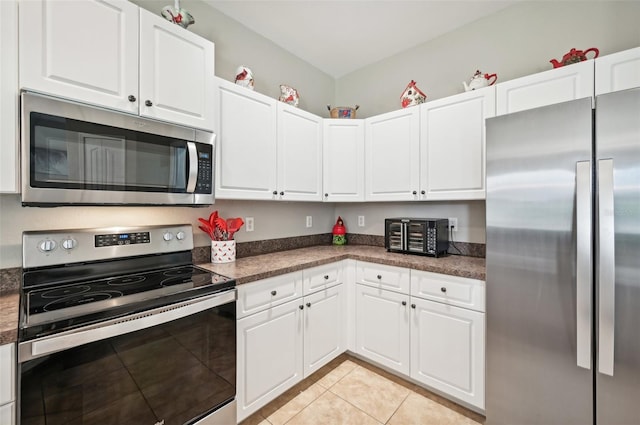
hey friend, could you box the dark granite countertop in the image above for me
[0,245,485,344]
[197,245,485,285]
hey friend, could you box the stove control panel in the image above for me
[95,232,150,247]
[23,224,195,269]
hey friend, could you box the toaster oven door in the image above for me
[385,220,405,251]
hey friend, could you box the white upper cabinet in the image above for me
[420,87,495,200]
[0,0,19,193]
[215,78,322,201]
[322,119,365,202]
[365,107,420,201]
[214,78,278,200]
[19,0,214,130]
[496,60,594,115]
[19,0,139,113]
[277,102,323,201]
[138,8,214,129]
[595,47,640,95]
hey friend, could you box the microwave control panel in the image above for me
[195,147,213,194]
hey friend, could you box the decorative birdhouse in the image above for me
[332,217,346,246]
[400,80,427,108]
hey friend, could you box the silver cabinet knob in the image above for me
[441,287,447,293]
[377,274,382,280]
[128,95,136,102]
[402,301,407,306]
[271,290,277,296]
[145,100,153,107]
[306,302,311,308]
[324,275,329,280]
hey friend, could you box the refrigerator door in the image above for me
[485,98,593,424]
[596,88,640,425]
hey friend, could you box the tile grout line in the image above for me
[383,390,412,425]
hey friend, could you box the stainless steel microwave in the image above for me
[20,92,215,206]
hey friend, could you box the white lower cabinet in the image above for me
[303,284,346,377]
[237,263,346,422]
[0,343,15,425]
[237,297,304,422]
[355,284,410,376]
[410,296,485,409]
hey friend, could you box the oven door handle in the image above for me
[19,289,236,363]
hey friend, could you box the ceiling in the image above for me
[204,0,520,78]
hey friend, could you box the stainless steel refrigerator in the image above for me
[485,88,640,425]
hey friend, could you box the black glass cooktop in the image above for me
[26,265,233,325]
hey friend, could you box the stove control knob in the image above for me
[62,238,77,250]
[39,239,57,252]
[163,232,174,241]
[176,231,186,241]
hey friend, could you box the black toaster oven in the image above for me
[385,218,449,257]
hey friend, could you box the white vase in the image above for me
[211,240,236,263]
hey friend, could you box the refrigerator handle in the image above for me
[576,161,592,370]
[598,158,615,376]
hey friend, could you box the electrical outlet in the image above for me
[245,217,254,232]
[358,215,365,227]
[306,216,313,228]
[448,217,458,232]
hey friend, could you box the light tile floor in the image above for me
[240,354,485,425]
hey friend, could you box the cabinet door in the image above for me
[276,102,323,201]
[322,119,365,202]
[355,284,410,375]
[303,285,346,377]
[237,299,303,422]
[420,87,495,200]
[496,60,594,116]
[0,343,15,406]
[365,107,420,201]
[595,47,640,95]
[214,78,277,200]
[410,297,485,409]
[0,402,15,425]
[139,8,214,130]
[0,0,19,193]
[19,0,138,114]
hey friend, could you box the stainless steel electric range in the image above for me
[17,224,237,425]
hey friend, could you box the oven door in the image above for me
[18,290,236,425]
[21,92,215,206]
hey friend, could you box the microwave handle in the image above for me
[186,142,198,193]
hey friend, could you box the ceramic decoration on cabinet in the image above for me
[365,107,420,201]
[419,86,495,200]
[322,119,365,202]
[19,0,215,130]
[595,46,640,95]
[496,59,594,116]
[0,0,19,193]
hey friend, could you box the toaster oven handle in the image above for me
[186,141,198,193]
[19,289,236,363]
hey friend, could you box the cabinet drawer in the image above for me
[411,270,485,312]
[303,262,342,294]
[237,272,303,318]
[0,343,14,405]
[0,402,14,425]
[356,261,410,294]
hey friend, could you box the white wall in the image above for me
[131,0,335,117]
[335,201,486,244]
[0,194,336,268]
[335,1,640,117]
